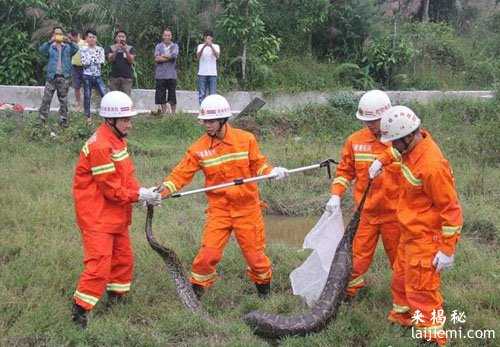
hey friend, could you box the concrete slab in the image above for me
[0,85,495,114]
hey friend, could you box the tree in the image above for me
[217,0,279,85]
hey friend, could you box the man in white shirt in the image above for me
[196,30,220,104]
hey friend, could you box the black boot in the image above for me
[192,284,205,300]
[71,303,88,329]
[106,291,125,308]
[256,283,271,299]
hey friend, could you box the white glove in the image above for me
[139,187,162,206]
[432,251,454,272]
[368,159,383,179]
[325,195,341,215]
[270,167,289,180]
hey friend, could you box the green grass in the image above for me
[0,99,498,346]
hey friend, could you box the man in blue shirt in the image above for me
[38,27,78,128]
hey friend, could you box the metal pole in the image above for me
[167,159,337,199]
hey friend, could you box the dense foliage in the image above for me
[1,0,499,91]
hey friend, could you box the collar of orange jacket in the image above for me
[405,128,431,162]
[211,123,236,146]
[101,122,126,144]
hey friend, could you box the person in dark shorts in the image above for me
[154,28,179,114]
[105,30,135,96]
[69,30,86,111]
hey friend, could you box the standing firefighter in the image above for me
[369,106,463,346]
[326,90,401,298]
[71,91,161,328]
[159,94,289,298]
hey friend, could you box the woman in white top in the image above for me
[196,30,220,105]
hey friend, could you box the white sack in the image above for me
[289,210,344,307]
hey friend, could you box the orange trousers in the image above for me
[388,233,446,345]
[190,208,272,288]
[74,227,134,311]
[346,217,400,296]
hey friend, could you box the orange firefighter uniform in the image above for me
[72,123,140,310]
[162,124,273,287]
[378,130,463,346]
[331,127,401,296]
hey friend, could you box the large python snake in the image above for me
[145,181,371,337]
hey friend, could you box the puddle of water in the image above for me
[264,214,319,247]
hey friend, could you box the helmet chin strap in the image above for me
[106,118,127,138]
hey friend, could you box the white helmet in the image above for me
[356,90,392,121]
[99,91,137,118]
[198,94,232,120]
[380,106,421,142]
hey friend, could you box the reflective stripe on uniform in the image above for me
[200,152,248,168]
[257,164,269,176]
[393,303,410,313]
[354,153,377,162]
[333,176,349,188]
[74,290,99,306]
[82,143,90,157]
[247,267,272,280]
[111,148,129,162]
[91,163,116,175]
[401,164,422,186]
[106,282,131,292]
[191,271,217,282]
[163,180,177,193]
[348,276,364,288]
[442,225,462,237]
[390,147,402,162]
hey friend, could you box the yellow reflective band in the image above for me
[82,143,90,157]
[74,290,99,306]
[106,283,131,292]
[333,176,349,188]
[163,180,177,193]
[191,271,217,282]
[91,163,116,175]
[201,151,248,168]
[348,276,364,288]
[247,267,272,280]
[442,225,462,237]
[111,148,129,162]
[393,303,410,313]
[354,153,377,162]
[257,164,269,176]
[401,164,422,186]
[391,147,402,162]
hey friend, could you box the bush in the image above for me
[402,22,465,68]
[333,63,375,90]
[363,34,415,87]
[0,25,38,85]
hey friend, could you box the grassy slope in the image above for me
[0,99,498,346]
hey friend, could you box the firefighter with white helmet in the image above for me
[369,106,462,345]
[159,94,288,298]
[326,89,402,298]
[71,91,161,328]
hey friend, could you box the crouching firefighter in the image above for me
[159,94,289,299]
[71,91,161,328]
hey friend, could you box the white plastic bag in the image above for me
[289,210,344,307]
